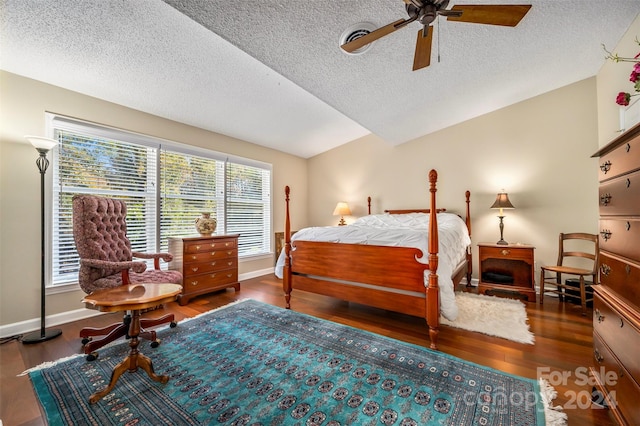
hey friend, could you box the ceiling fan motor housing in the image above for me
[407,0,449,26]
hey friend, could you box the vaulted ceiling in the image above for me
[2,1,640,158]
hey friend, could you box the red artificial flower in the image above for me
[616,92,631,106]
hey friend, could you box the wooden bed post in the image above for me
[367,196,371,215]
[283,186,292,309]
[465,190,472,286]
[427,169,439,350]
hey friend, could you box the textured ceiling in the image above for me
[2,1,640,158]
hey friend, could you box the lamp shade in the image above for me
[490,193,514,210]
[333,202,352,216]
[25,136,57,151]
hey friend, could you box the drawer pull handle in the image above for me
[227,251,233,255]
[599,193,611,206]
[626,221,631,231]
[501,249,510,256]
[191,267,199,272]
[210,273,216,278]
[599,160,611,174]
[626,178,631,188]
[195,245,201,250]
[210,243,216,247]
[190,255,197,260]
[620,318,624,328]
[225,242,231,247]
[191,280,198,286]
[227,273,232,278]
[594,309,605,323]
[228,261,233,266]
[626,142,631,153]
[211,252,217,256]
[594,348,604,363]
[211,261,217,266]
[599,230,611,241]
[626,264,631,275]
[600,264,611,276]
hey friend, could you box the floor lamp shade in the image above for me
[22,136,62,344]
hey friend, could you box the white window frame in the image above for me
[45,113,272,293]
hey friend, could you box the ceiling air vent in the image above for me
[339,22,377,55]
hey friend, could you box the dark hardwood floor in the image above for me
[1,275,617,425]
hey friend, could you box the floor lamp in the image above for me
[22,136,63,344]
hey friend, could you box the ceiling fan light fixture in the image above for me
[339,22,378,55]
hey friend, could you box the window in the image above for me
[49,114,271,287]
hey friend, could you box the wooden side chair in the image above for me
[72,195,183,360]
[539,232,599,316]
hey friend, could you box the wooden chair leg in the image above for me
[539,269,545,304]
[555,272,563,302]
[580,276,587,316]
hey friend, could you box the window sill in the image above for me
[46,281,82,295]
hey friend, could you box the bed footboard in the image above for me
[283,169,441,349]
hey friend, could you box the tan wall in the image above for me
[597,15,640,147]
[0,71,307,327]
[308,78,600,280]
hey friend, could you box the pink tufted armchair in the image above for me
[72,195,183,360]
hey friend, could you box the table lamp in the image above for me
[333,202,351,226]
[490,191,514,245]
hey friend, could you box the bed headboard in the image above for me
[384,208,447,214]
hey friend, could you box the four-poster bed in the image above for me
[277,169,471,350]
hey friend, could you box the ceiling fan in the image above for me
[341,0,531,71]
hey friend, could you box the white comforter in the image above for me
[275,212,471,321]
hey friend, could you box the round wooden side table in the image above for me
[81,283,182,404]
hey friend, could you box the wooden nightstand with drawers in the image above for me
[168,234,240,305]
[478,243,536,302]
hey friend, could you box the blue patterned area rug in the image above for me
[28,299,566,425]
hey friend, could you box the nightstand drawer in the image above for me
[184,238,237,254]
[479,245,533,262]
[184,258,237,275]
[184,249,237,264]
[183,269,238,289]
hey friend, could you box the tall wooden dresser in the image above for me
[591,122,640,425]
[168,234,240,306]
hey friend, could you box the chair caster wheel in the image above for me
[150,340,160,348]
[86,352,99,362]
[81,337,92,345]
[170,322,177,328]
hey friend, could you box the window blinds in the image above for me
[48,114,271,286]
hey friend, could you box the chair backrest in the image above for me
[72,195,133,291]
[556,232,599,274]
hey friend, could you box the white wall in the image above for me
[308,78,600,281]
[597,15,640,147]
[0,71,307,329]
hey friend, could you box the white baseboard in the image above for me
[0,269,277,339]
[0,308,104,339]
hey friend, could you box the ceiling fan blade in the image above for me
[412,25,433,71]
[446,5,531,27]
[341,19,407,53]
